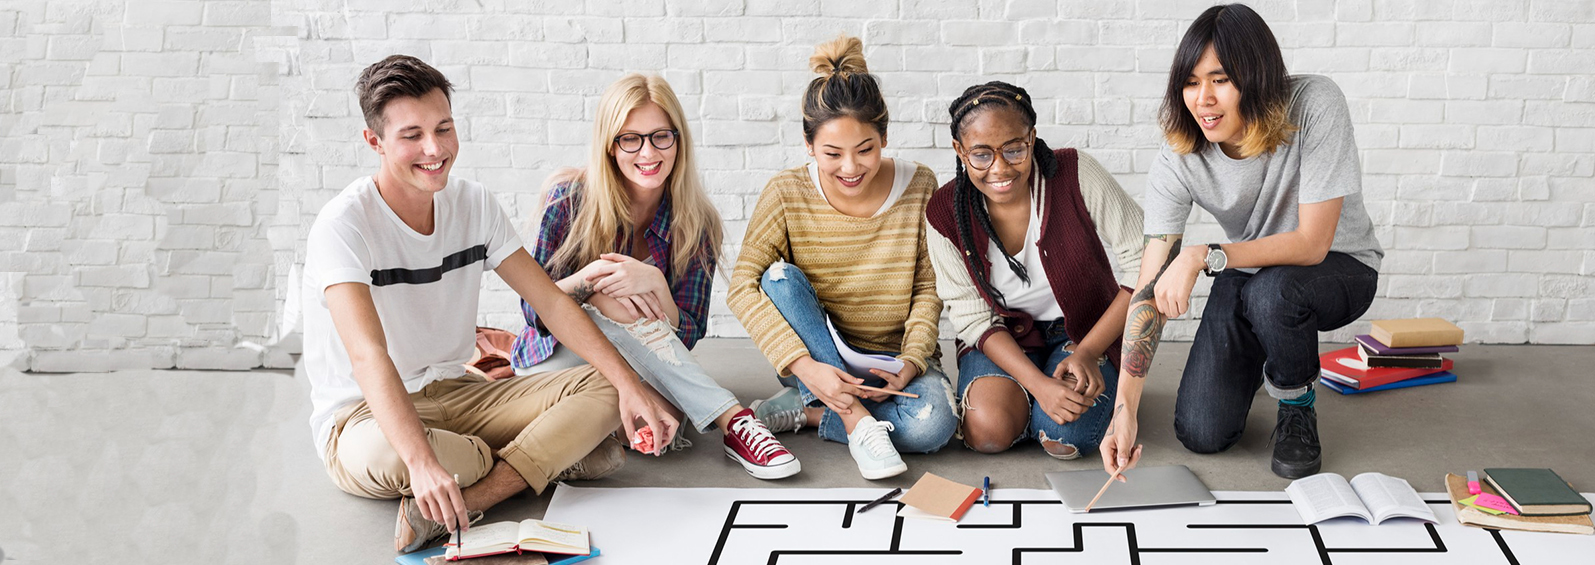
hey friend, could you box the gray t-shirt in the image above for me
[1143,74,1383,272]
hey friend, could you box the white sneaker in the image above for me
[847,416,907,480]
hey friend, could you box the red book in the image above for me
[1319,346,1452,389]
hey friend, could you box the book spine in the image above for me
[1365,357,1446,369]
[1373,326,1464,348]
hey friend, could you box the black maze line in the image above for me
[369,244,487,286]
[709,498,1521,565]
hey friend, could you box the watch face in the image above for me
[1207,249,1226,271]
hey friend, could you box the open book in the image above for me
[1285,472,1438,526]
[445,519,589,561]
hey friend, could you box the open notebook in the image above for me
[396,545,600,565]
[445,519,590,560]
[1285,472,1438,526]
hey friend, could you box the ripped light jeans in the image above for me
[760,262,959,453]
[520,304,739,434]
[955,320,1117,456]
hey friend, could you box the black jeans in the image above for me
[1173,252,1378,454]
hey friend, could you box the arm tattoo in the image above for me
[1105,401,1127,435]
[567,280,595,304]
[1121,235,1182,379]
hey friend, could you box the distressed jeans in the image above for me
[759,261,959,453]
[523,304,740,434]
[1174,252,1378,454]
[955,320,1117,456]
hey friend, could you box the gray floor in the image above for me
[2,340,1591,564]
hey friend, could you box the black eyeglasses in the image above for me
[614,129,679,153]
[964,140,1031,171]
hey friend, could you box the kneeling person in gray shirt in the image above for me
[1098,4,1383,481]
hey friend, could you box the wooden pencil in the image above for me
[854,384,919,398]
[1084,465,1124,512]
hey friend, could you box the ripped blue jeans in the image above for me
[955,320,1117,456]
[760,262,958,453]
[520,304,739,434]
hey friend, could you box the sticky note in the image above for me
[1462,493,1520,515]
[1461,495,1507,515]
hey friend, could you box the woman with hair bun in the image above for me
[727,36,957,480]
[925,81,1146,460]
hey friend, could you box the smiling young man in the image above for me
[1097,4,1383,480]
[302,55,679,553]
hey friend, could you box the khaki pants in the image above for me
[323,366,619,499]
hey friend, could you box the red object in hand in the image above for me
[630,426,656,453]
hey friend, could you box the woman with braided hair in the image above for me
[727,35,958,480]
[925,81,1146,459]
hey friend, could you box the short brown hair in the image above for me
[355,55,453,137]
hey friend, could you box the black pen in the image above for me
[857,487,903,514]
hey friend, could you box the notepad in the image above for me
[897,473,982,522]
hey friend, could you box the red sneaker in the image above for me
[723,408,800,479]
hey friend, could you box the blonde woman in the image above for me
[511,74,799,480]
[729,37,957,480]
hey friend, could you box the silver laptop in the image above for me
[1046,465,1216,513]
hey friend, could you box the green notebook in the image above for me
[1484,468,1593,516]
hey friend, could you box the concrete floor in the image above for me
[2,340,1591,564]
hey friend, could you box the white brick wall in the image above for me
[3,0,1592,371]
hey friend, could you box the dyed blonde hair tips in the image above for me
[543,74,722,280]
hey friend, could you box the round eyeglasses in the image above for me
[965,140,1031,171]
[614,129,679,153]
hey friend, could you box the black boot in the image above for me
[1271,403,1321,479]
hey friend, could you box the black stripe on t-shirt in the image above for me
[369,245,488,287]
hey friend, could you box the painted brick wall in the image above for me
[3,0,1592,372]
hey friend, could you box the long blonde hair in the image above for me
[542,74,722,280]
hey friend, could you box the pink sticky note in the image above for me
[1472,493,1520,515]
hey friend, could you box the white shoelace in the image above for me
[760,404,805,433]
[857,419,897,458]
[732,416,786,461]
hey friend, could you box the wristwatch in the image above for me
[1202,243,1227,277]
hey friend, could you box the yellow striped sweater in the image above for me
[727,161,943,376]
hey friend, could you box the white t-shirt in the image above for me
[807,158,914,218]
[985,171,1065,321]
[302,176,524,456]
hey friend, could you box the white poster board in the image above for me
[544,486,1595,564]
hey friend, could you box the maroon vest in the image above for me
[926,148,1127,368]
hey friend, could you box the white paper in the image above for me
[543,486,1595,565]
[827,317,904,379]
[896,504,956,522]
[516,519,587,551]
[1286,473,1372,524]
[1286,472,1438,526]
[1351,472,1439,525]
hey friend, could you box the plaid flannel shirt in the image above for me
[511,181,716,369]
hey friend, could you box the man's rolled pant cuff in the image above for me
[496,443,554,495]
[1265,379,1313,401]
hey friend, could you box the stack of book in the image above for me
[1445,469,1593,535]
[1319,318,1462,395]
